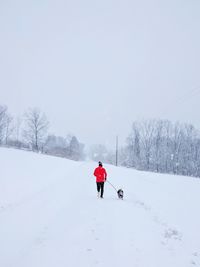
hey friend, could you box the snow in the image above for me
[0,147,200,267]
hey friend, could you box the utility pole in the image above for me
[116,135,118,166]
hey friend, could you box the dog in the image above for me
[117,189,124,199]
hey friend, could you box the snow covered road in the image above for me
[0,148,200,267]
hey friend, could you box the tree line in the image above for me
[122,120,200,178]
[0,105,84,161]
[1,104,200,178]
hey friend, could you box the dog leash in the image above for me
[107,180,118,192]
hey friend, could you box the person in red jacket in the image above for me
[93,161,107,198]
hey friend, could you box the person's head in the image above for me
[98,161,103,167]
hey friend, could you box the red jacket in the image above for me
[94,166,107,182]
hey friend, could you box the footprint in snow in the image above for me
[164,228,182,241]
[134,200,151,211]
[190,252,200,266]
[34,226,48,246]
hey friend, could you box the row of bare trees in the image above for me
[2,104,200,177]
[123,120,200,177]
[0,104,85,161]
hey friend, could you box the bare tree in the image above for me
[0,105,8,144]
[153,120,164,172]
[13,116,23,147]
[69,136,84,161]
[139,120,157,170]
[23,108,49,151]
[171,122,183,174]
[5,114,13,145]
[127,122,141,168]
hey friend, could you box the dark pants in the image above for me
[96,182,104,197]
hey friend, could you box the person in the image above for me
[93,161,107,198]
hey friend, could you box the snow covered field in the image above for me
[0,147,200,267]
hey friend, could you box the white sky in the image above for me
[0,0,200,148]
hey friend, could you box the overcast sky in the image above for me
[0,0,200,148]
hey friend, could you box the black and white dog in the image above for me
[117,189,124,199]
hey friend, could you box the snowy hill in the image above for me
[0,147,200,267]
